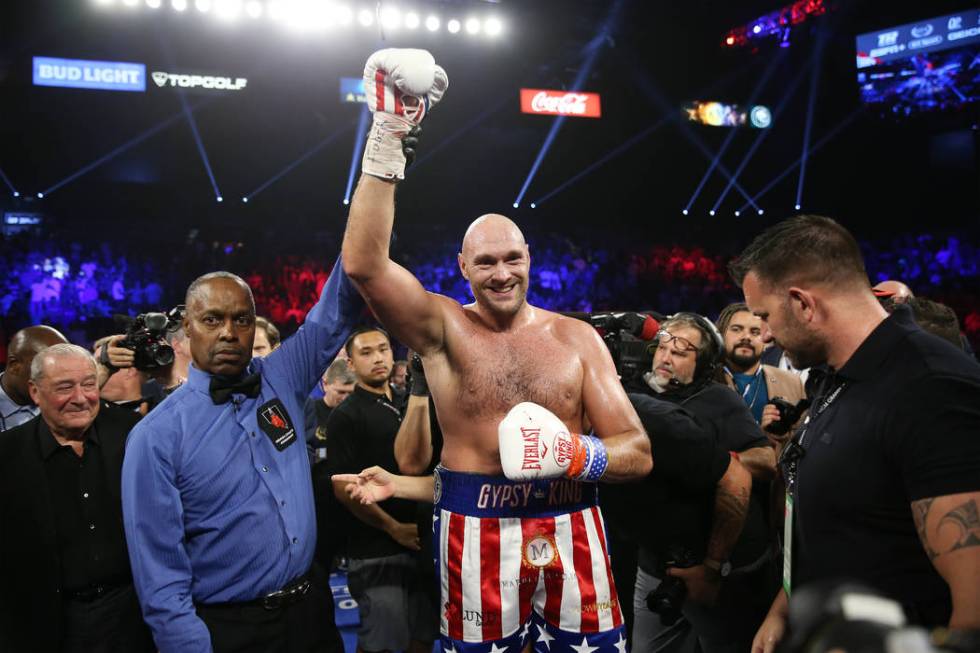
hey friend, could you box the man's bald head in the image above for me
[185,271,255,312]
[3,325,69,406]
[872,280,914,303]
[460,214,527,260]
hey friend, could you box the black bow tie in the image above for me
[209,373,261,405]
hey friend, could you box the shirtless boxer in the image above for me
[336,49,652,653]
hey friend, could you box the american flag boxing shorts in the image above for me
[433,467,626,653]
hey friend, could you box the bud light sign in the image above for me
[520,89,602,118]
[33,57,146,92]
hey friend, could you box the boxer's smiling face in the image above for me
[459,214,530,318]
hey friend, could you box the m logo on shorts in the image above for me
[523,534,558,568]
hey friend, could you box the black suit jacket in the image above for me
[0,404,140,653]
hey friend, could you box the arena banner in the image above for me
[33,56,146,92]
[340,77,366,104]
[150,70,248,91]
[520,89,602,118]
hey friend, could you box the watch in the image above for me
[704,558,732,578]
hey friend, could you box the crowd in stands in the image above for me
[2,228,978,351]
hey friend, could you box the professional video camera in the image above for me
[767,396,812,436]
[115,306,184,371]
[565,311,662,387]
[779,581,979,653]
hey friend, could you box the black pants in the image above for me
[62,583,154,653]
[197,568,343,653]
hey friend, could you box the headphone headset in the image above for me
[664,312,725,384]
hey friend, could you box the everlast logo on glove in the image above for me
[257,399,297,451]
[521,427,542,470]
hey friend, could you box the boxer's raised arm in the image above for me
[342,175,445,353]
[578,320,653,481]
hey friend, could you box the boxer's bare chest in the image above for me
[445,323,582,423]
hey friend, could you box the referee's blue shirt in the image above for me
[121,262,362,653]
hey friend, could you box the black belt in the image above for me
[64,578,130,603]
[200,572,312,611]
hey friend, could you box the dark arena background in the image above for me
[1,0,978,350]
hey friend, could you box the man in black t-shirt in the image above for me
[634,313,778,652]
[731,215,980,652]
[327,327,435,653]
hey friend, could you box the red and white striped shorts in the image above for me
[433,467,623,646]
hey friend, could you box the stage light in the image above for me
[343,198,350,205]
[380,6,400,29]
[146,0,163,8]
[13,191,20,197]
[794,203,801,210]
[242,197,248,203]
[752,24,762,34]
[682,209,689,215]
[244,0,262,18]
[425,15,440,31]
[195,0,211,13]
[336,4,352,25]
[485,17,502,36]
[404,12,419,29]
[123,0,139,7]
[758,208,764,215]
[216,196,223,202]
[37,192,44,199]
[734,210,740,216]
[725,35,735,45]
[530,202,536,209]
[215,0,242,20]
[267,0,283,20]
[447,18,461,34]
[465,17,480,34]
[709,209,715,216]
[171,0,187,11]
[512,202,519,209]
[358,8,373,26]
[94,0,114,6]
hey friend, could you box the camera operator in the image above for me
[94,335,147,413]
[634,312,779,651]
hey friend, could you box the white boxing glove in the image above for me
[498,402,609,482]
[361,48,449,180]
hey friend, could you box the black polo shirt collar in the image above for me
[835,305,915,383]
[37,416,99,460]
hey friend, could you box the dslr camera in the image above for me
[645,545,699,626]
[766,397,811,437]
[117,306,184,371]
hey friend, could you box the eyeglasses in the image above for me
[656,329,698,353]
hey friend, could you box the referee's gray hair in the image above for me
[30,343,97,383]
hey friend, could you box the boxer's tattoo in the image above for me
[706,470,751,562]
[912,496,980,563]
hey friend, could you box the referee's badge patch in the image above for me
[257,399,297,451]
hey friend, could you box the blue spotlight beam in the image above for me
[533,117,671,206]
[711,52,816,211]
[243,120,354,202]
[683,50,786,212]
[513,0,627,207]
[674,119,761,211]
[625,55,758,208]
[41,108,198,196]
[795,30,827,210]
[0,167,18,195]
[343,105,372,204]
[737,106,864,213]
[176,90,221,199]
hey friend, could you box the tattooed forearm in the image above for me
[912,495,980,562]
[707,459,752,562]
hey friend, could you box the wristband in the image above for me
[409,355,429,397]
[567,434,608,482]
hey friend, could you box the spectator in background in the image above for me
[306,359,357,458]
[253,316,281,358]
[94,335,146,414]
[871,279,914,305]
[906,297,967,352]
[0,325,68,431]
[165,327,192,383]
[389,359,408,393]
[0,344,154,653]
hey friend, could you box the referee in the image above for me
[121,262,362,653]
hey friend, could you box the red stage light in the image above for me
[726,35,735,45]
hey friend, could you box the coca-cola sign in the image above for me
[520,89,602,118]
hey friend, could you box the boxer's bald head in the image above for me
[459,214,530,319]
[461,214,527,258]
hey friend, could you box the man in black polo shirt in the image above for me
[730,215,980,652]
[0,343,153,653]
[327,327,435,653]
